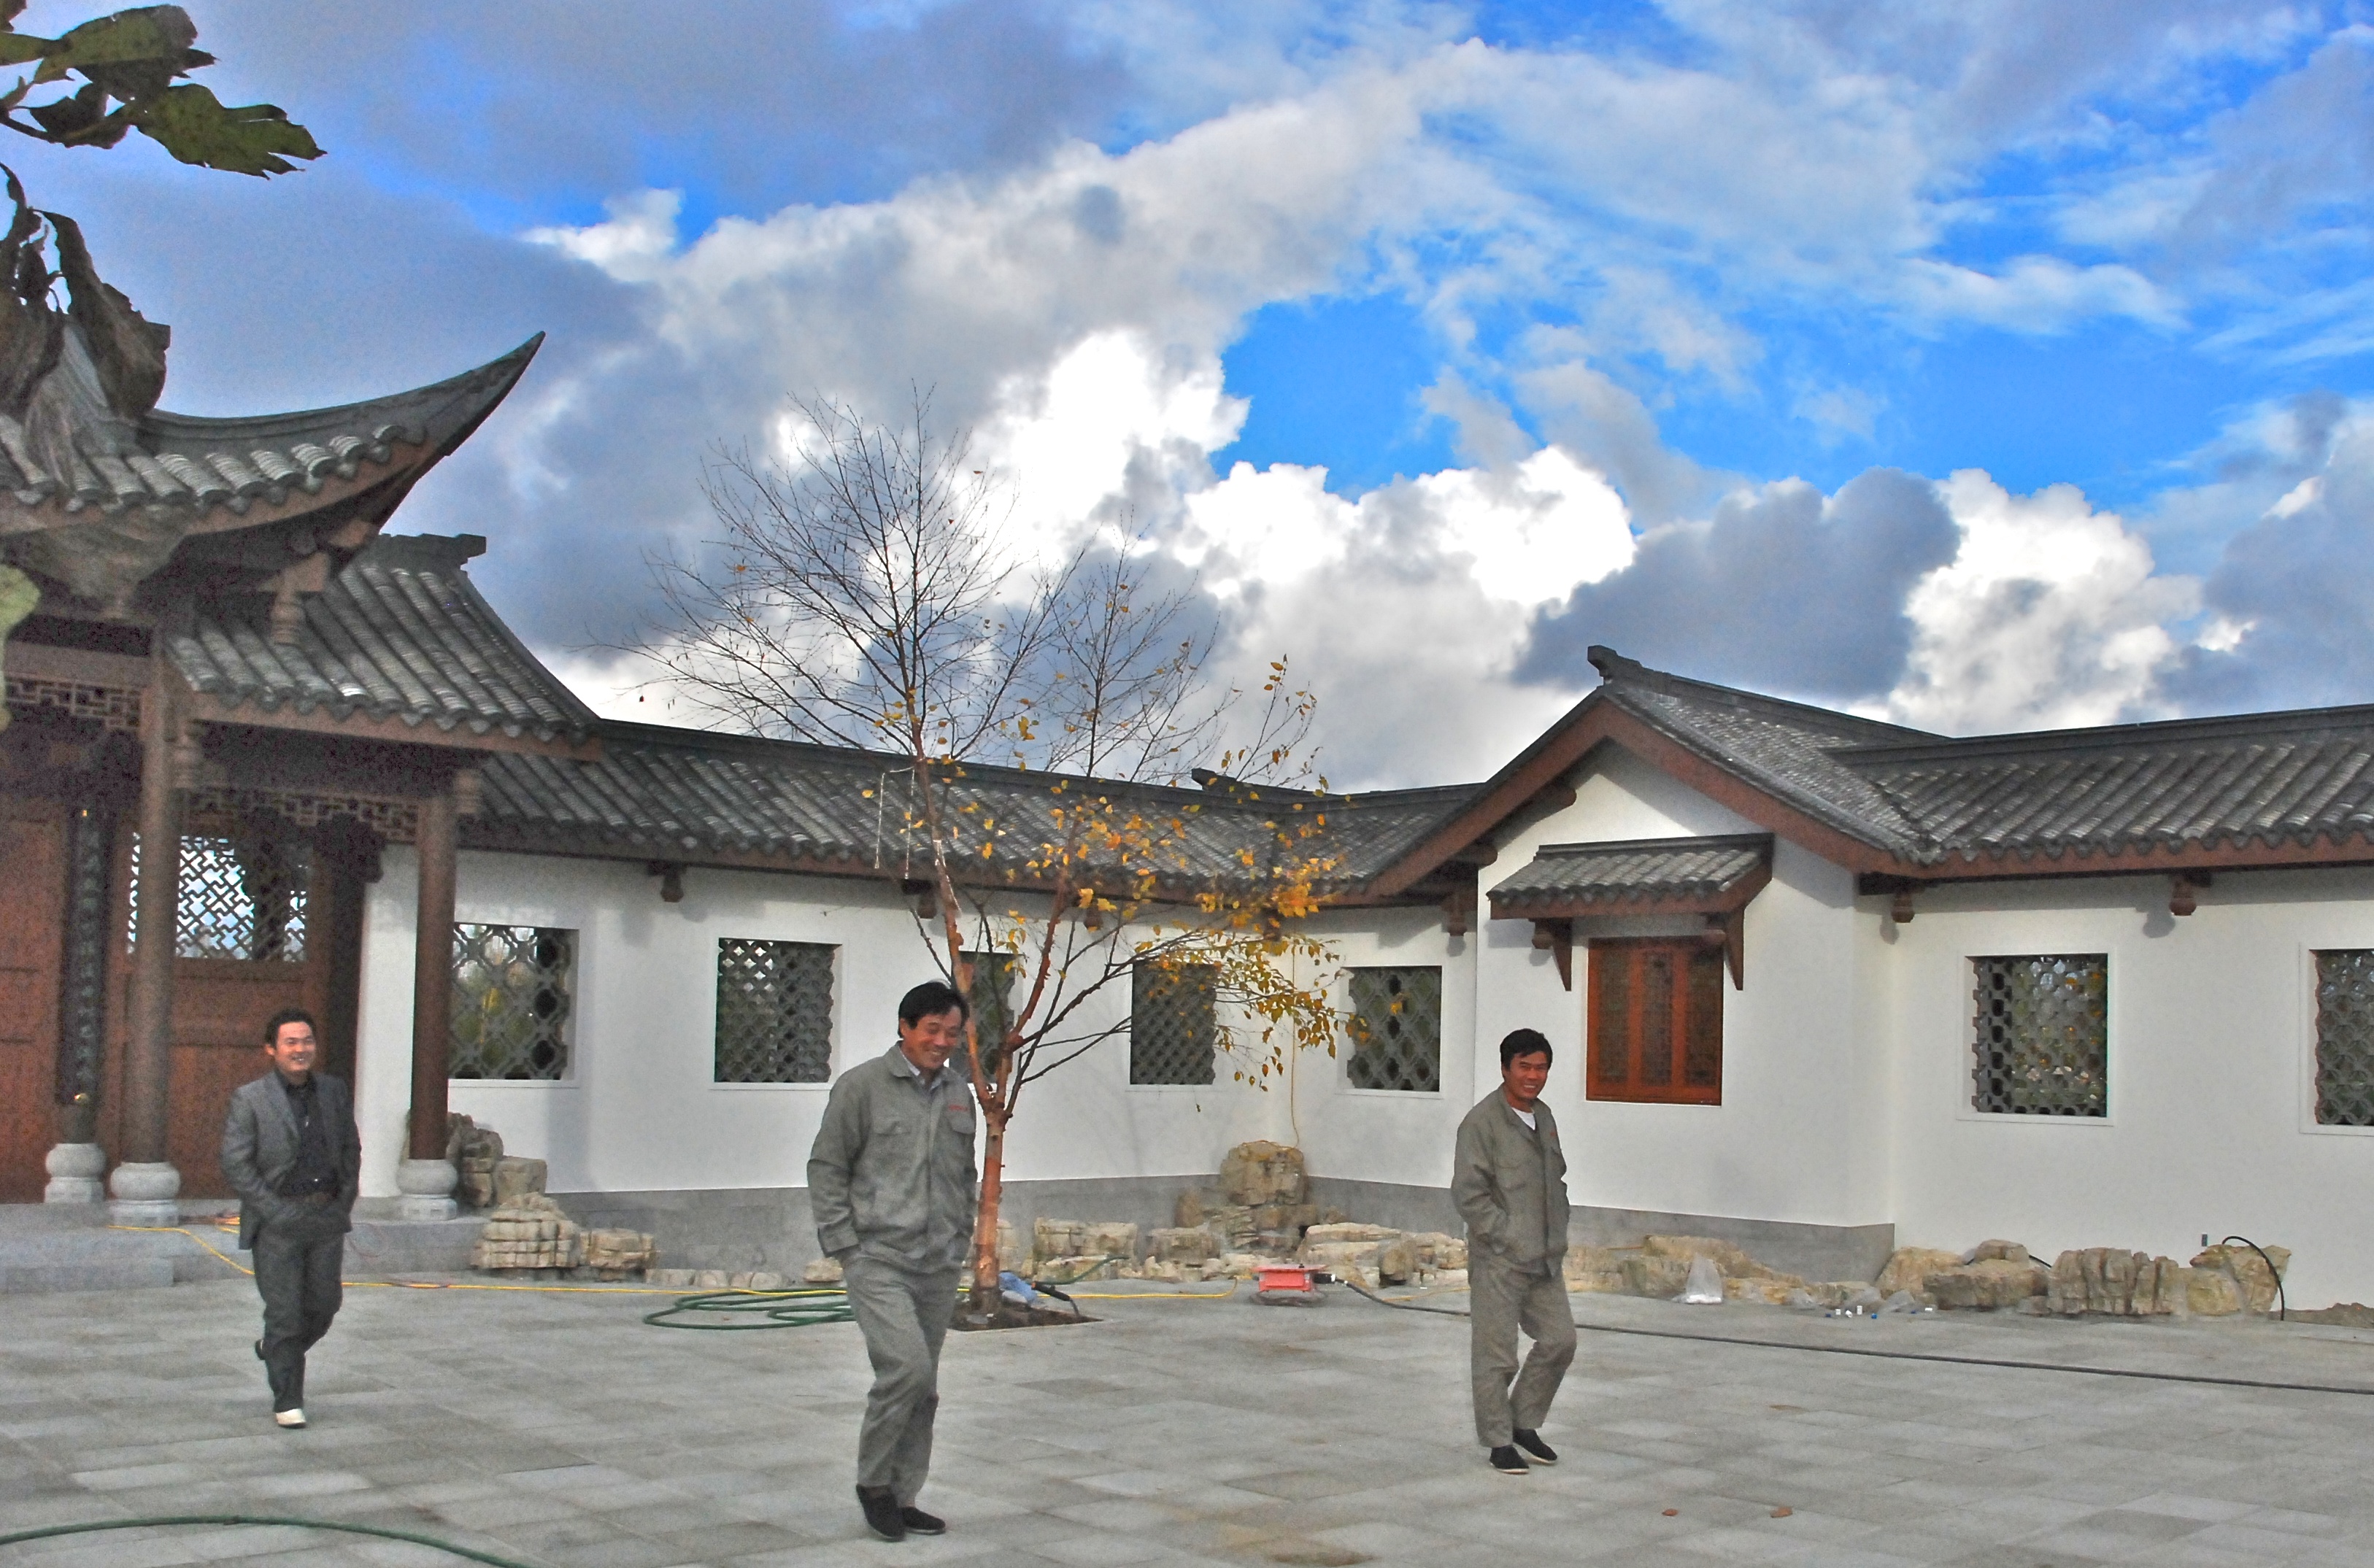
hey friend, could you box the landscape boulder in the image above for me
[490,1156,548,1208]
[1875,1247,1964,1299]
[1219,1140,1308,1206]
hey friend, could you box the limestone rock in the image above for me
[1305,1222,1398,1245]
[2192,1243,2290,1313]
[1724,1277,1800,1306]
[1033,1218,1087,1261]
[1876,1247,1964,1299]
[1409,1232,1466,1272]
[1621,1255,1692,1298]
[1149,1227,1218,1265]
[446,1116,506,1209]
[1174,1189,1207,1228]
[491,1156,548,1208]
[647,1267,693,1287]
[1218,1141,1307,1207]
[2185,1265,2244,1316]
[1924,1258,2047,1310]
[802,1256,845,1284]
[1962,1239,2032,1267]
[1217,1252,1265,1280]
[2041,1248,2188,1316]
[582,1228,656,1277]
[1082,1221,1140,1261]
[1643,1235,1757,1277]
[693,1269,728,1289]
[1375,1236,1417,1285]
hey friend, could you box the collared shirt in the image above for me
[276,1073,339,1197]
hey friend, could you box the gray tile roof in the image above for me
[1582,646,2374,869]
[469,725,1468,894]
[3,336,542,606]
[169,533,599,744]
[1489,834,1773,914]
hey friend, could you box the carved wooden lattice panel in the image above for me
[968,952,1019,1065]
[1972,954,2107,1116]
[1347,966,1441,1092]
[2314,950,2374,1127]
[128,832,309,961]
[1130,961,1217,1085]
[713,938,833,1084]
[452,924,574,1080]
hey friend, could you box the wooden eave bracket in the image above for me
[1530,919,1573,990]
[648,861,685,903]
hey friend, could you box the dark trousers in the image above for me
[252,1208,346,1412]
[844,1256,958,1503]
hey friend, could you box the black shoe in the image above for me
[1513,1428,1558,1465]
[254,1339,265,1362]
[1488,1445,1530,1475]
[899,1507,945,1536]
[856,1486,905,1541]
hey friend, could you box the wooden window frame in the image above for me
[1586,937,1723,1105]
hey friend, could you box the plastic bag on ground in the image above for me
[1677,1254,1725,1305]
[998,1270,1045,1308]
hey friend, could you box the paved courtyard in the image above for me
[7,1275,2374,1568]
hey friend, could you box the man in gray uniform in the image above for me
[809,980,979,1542]
[1452,1027,1576,1475]
[220,1006,361,1429]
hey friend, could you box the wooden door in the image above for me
[0,796,65,1201]
[100,835,340,1198]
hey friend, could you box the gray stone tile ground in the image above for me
[6,1278,2374,1567]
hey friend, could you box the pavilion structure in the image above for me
[0,215,580,1221]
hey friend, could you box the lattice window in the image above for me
[128,831,309,961]
[1587,940,1722,1104]
[714,939,833,1084]
[1130,960,1217,1085]
[1347,967,1441,1092]
[969,951,1020,1065]
[452,924,574,1080]
[2314,950,2374,1127]
[1972,954,2107,1116]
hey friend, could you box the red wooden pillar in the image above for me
[396,784,460,1218]
[110,674,184,1221]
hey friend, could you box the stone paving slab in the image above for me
[5,1281,2374,1567]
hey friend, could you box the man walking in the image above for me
[220,1007,361,1429]
[809,980,978,1542]
[1452,1027,1576,1475]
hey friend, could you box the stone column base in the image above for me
[107,1160,180,1226]
[394,1157,459,1221]
[43,1142,106,1204]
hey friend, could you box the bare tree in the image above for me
[637,395,1347,1315]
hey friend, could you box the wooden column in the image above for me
[120,682,182,1166]
[406,786,458,1161]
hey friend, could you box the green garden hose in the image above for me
[0,1515,538,1567]
[640,1286,855,1329]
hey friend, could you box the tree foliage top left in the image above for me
[0,4,320,176]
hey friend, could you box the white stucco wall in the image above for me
[1876,868,2374,1309]
[1476,746,1887,1232]
[354,848,1322,1198]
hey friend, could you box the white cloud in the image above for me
[1884,471,2199,733]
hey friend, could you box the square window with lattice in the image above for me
[1131,961,1216,1086]
[453,924,575,1080]
[1972,954,2106,1116]
[968,951,1020,1066]
[1346,967,1441,1092]
[713,939,834,1083]
[1588,940,1723,1105]
[128,832,309,962]
[2314,950,2374,1127]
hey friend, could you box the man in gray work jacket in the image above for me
[1452,1027,1576,1475]
[220,1006,361,1429]
[809,980,979,1543]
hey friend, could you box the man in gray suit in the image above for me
[221,1006,361,1429]
[809,979,978,1543]
[1453,1027,1576,1475]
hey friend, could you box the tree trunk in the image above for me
[969,1111,1008,1314]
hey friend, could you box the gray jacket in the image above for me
[808,1044,979,1272]
[220,1071,361,1249]
[1452,1090,1571,1272]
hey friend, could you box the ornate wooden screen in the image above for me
[1587,938,1723,1104]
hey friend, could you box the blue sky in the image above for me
[17,1,2374,784]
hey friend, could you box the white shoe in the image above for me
[274,1408,307,1428]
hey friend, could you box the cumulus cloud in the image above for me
[1881,472,2199,733]
[1517,468,1958,703]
